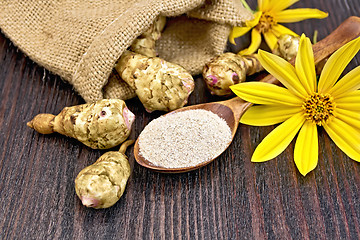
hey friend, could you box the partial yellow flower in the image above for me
[229,0,328,55]
[230,34,360,176]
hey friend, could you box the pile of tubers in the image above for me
[27,16,194,210]
[28,99,135,209]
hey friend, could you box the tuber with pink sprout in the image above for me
[203,53,263,96]
[75,140,133,209]
[202,34,302,96]
[27,99,135,149]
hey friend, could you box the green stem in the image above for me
[313,30,319,44]
[240,0,254,13]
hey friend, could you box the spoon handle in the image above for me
[226,16,360,119]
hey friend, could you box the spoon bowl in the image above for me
[134,16,360,173]
[134,98,248,173]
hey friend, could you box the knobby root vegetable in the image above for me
[203,33,327,97]
[272,34,300,61]
[75,140,133,209]
[111,16,194,112]
[27,99,135,149]
[273,34,327,74]
[106,16,166,99]
[203,34,303,96]
[203,53,263,96]
[105,70,137,100]
[114,51,195,112]
[130,15,166,57]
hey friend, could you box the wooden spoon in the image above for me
[134,16,360,173]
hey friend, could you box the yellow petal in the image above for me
[229,12,262,45]
[336,91,360,111]
[252,112,305,162]
[295,34,317,94]
[258,0,270,11]
[271,24,299,38]
[275,9,329,23]
[230,82,303,106]
[240,105,301,126]
[263,30,278,50]
[323,118,360,162]
[335,108,360,131]
[229,26,252,44]
[318,36,360,94]
[329,65,360,97]
[239,28,262,55]
[247,11,262,28]
[258,49,308,98]
[269,0,299,12]
[294,121,318,176]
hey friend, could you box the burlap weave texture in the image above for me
[0,0,252,102]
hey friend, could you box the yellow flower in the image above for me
[229,0,328,55]
[230,34,360,176]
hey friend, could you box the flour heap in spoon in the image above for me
[138,109,232,168]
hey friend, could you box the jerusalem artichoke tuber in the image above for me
[130,15,166,57]
[27,99,135,149]
[111,16,194,112]
[114,51,195,112]
[203,34,302,96]
[75,140,133,209]
[272,34,327,73]
[105,16,166,100]
[272,34,300,61]
[203,53,263,96]
[114,16,195,112]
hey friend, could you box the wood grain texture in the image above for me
[0,0,359,239]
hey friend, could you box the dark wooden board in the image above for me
[0,0,359,239]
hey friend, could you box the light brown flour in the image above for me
[138,109,232,168]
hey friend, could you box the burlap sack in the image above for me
[0,0,252,102]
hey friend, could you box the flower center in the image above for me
[302,93,335,126]
[256,12,276,33]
